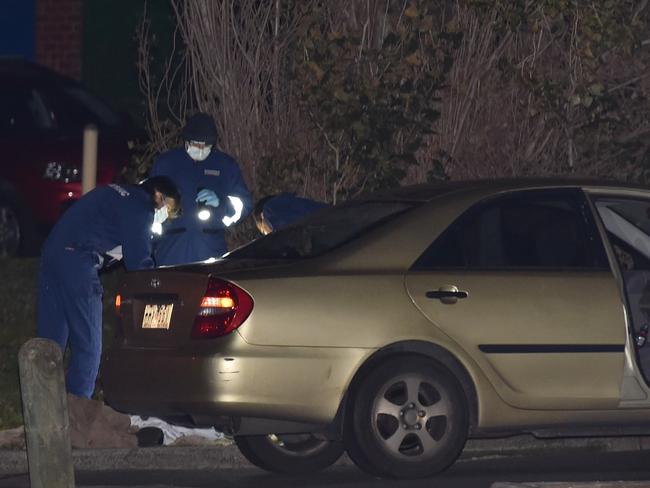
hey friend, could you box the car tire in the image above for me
[0,195,35,257]
[344,356,469,479]
[235,433,345,474]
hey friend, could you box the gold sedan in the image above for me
[102,179,650,479]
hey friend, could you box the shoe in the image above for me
[136,427,164,447]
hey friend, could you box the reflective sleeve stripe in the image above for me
[222,195,244,227]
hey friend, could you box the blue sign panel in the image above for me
[0,0,35,60]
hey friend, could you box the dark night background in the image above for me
[0,0,173,126]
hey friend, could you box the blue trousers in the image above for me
[37,248,103,398]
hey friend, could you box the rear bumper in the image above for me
[101,332,371,427]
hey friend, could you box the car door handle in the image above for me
[426,286,468,304]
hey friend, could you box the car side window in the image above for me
[0,85,54,132]
[415,190,609,270]
[42,84,121,131]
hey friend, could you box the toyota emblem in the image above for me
[150,278,161,289]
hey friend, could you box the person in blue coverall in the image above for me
[149,112,252,265]
[37,176,181,398]
[253,193,328,235]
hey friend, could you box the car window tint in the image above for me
[43,83,121,130]
[229,201,417,259]
[61,85,122,128]
[0,86,54,132]
[417,190,607,270]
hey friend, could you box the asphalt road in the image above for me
[1,449,650,488]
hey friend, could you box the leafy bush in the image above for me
[136,0,650,195]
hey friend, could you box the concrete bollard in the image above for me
[82,123,98,195]
[18,338,75,488]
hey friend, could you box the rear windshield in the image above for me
[229,201,417,259]
[59,84,123,129]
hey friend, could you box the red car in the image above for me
[0,59,133,256]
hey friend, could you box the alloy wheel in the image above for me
[235,433,344,474]
[371,373,452,459]
[345,357,468,478]
[266,433,332,456]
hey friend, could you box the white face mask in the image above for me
[186,144,212,161]
[151,205,168,235]
[154,205,168,225]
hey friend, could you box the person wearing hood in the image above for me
[37,176,181,398]
[253,193,328,235]
[149,112,252,265]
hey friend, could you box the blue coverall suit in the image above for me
[150,148,252,265]
[262,193,328,231]
[37,184,155,398]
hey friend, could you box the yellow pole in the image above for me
[82,124,98,194]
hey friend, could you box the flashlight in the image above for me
[196,187,212,221]
[197,204,211,221]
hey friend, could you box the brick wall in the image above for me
[35,0,82,79]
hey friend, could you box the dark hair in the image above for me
[253,195,275,224]
[140,176,180,200]
[140,176,182,218]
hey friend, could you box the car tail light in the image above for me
[115,294,121,313]
[43,162,81,183]
[191,277,253,339]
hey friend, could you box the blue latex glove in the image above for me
[196,189,219,207]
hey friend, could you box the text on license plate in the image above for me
[142,304,174,329]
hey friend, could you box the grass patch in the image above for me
[0,258,38,430]
[0,257,123,430]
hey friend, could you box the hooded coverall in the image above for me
[150,148,252,265]
[262,193,328,231]
[37,184,155,398]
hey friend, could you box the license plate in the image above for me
[142,304,174,329]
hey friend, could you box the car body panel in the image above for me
[103,330,371,424]
[118,271,210,349]
[406,271,626,410]
[235,273,439,348]
[102,179,650,439]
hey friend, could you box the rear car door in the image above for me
[590,192,650,386]
[406,188,626,410]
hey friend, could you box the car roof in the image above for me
[0,58,75,86]
[359,177,650,203]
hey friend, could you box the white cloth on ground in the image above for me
[130,415,225,446]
